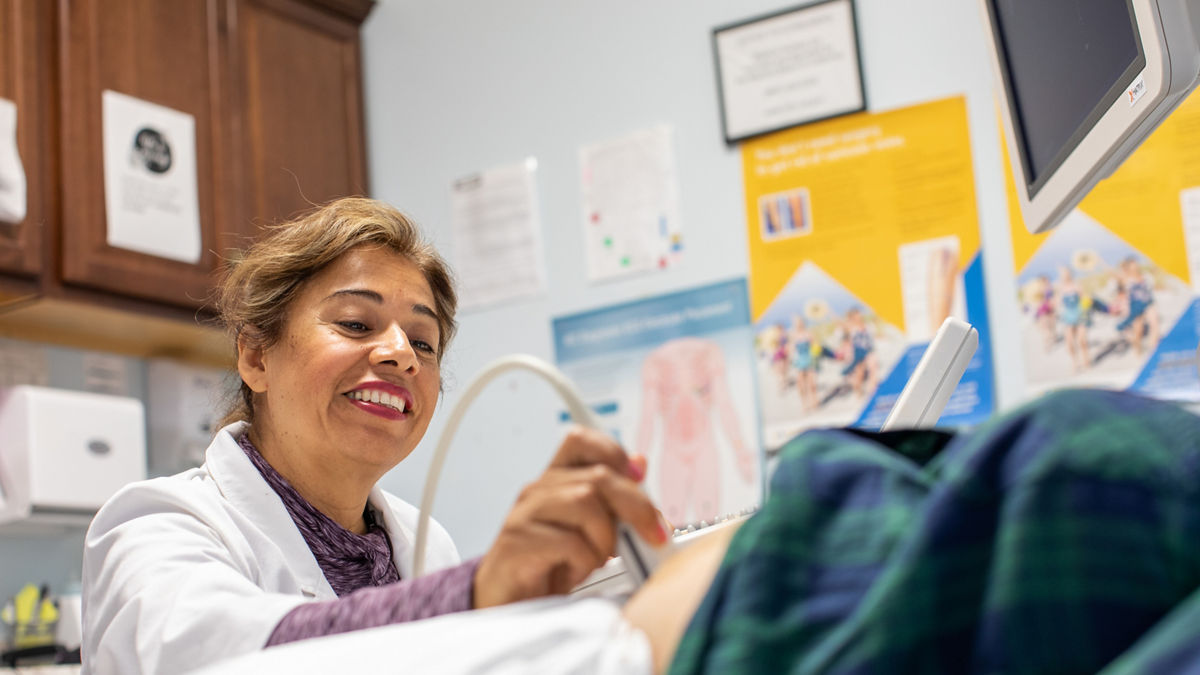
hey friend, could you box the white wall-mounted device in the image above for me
[0,386,146,526]
[981,0,1200,233]
[147,359,228,476]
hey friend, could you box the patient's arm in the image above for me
[622,523,740,674]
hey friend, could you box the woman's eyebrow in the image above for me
[411,303,439,322]
[324,288,439,322]
[324,288,383,304]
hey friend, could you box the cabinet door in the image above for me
[230,0,369,239]
[59,0,231,308]
[0,0,53,278]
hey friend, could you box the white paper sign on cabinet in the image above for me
[0,98,27,224]
[102,90,202,264]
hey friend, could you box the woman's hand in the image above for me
[473,427,668,609]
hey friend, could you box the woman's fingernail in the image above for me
[656,514,673,544]
[627,457,646,482]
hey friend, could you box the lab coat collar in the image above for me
[204,422,335,599]
[204,423,421,592]
[370,485,418,580]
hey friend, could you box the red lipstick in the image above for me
[344,381,413,421]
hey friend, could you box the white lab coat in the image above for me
[81,422,461,675]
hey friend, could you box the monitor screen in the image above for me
[989,0,1145,196]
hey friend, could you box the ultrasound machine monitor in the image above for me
[980,0,1200,233]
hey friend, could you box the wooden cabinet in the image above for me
[0,0,373,362]
[0,0,55,281]
[57,0,372,308]
[231,0,370,237]
[59,0,230,307]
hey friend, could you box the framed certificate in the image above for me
[713,0,867,144]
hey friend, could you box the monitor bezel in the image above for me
[981,0,1173,233]
[985,0,1146,199]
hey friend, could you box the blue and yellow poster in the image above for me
[1008,91,1200,401]
[742,96,996,449]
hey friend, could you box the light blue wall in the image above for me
[361,0,1027,559]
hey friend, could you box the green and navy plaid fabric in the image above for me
[669,389,1200,674]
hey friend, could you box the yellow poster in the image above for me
[1008,90,1200,400]
[744,96,994,449]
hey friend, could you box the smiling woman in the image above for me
[80,198,667,674]
[234,246,446,530]
[215,198,458,431]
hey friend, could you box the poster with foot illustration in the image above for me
[742,96,996,451]
[1007,90,1200,401]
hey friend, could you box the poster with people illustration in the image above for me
[552,279,762,527]
[742,97,996,451]
[1007,90,1200,401]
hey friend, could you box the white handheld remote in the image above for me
[881,317,977,431]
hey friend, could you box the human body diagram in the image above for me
[635,338,757,525]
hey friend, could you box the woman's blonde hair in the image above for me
[214,197,458,429]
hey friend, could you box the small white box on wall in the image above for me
[147,359,229,476]
[0,386,146,525]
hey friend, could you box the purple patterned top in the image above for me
[235,434,480,646]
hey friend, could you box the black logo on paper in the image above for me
[131,127,173,174]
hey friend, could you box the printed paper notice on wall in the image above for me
[82,351,132,396]
[0,339,47,388]
[451,158,547,310]
[579,125,683,282]
[102,90,201,264]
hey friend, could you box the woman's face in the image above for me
[239,246,443,475]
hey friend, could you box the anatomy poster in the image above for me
[742,96,995,450]
[553,279,761,527]
[1007,90,1200,401]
